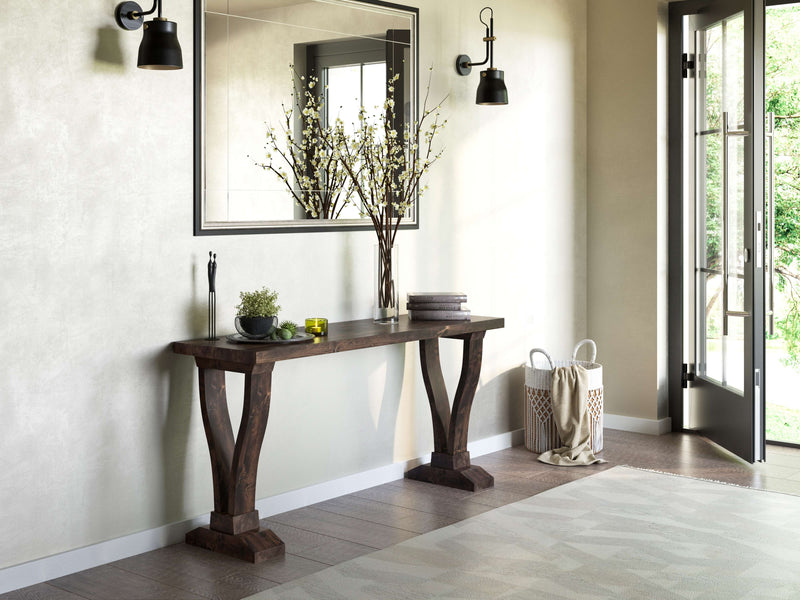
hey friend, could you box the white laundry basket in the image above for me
[524,339,604,454]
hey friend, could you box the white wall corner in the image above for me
[604,413,673,436]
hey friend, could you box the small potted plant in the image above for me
[235,286,281,339]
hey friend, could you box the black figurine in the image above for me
[207,251,218,340]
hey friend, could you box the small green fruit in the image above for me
[270,331,278,340]
[278,328,293,340]
[279,320,298,336]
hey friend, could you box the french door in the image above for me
[671,0,765,462]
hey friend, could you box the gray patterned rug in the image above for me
[247,466,800,599]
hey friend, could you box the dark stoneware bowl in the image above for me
[235,315,278,339]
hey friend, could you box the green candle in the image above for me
[305,318,328,337]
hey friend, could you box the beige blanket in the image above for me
[538,364,605,466]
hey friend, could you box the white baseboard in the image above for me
[0,429,523,594]
[604,413,673,436]
[255,428,524,518]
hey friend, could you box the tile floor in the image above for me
[3,430,800,599]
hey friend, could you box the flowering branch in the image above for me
[255,70,354,219]
[328,68,447,311]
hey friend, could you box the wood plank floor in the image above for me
[5,430,800,600]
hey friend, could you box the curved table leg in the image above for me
[405,331,494,491]
[185,359,285,562]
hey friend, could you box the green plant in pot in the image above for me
[235,286,281,339]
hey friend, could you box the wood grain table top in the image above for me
[173,315,504,366]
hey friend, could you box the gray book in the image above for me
[407,292,468,303]
[406,302,464,311]
[408,309,471,321]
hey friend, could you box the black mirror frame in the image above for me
[192,0,420,236]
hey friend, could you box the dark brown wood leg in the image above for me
[405,332,494,491]
[185,359,285,562]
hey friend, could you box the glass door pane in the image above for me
[696,11,748,392]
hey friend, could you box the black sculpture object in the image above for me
[207,251,218,340]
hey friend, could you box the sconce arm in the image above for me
[456,7,496,76]
[115,0,161,31]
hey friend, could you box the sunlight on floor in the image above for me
[754,444,800,495]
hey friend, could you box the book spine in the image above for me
[408,310,471,321]
[406,302,463,311]
[407,295,468,303]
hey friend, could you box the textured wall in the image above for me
[586,0,669,420]
[0,0,587,569]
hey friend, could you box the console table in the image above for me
[172,315,504,562]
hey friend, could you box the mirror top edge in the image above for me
[205,0,417,20]
[205,12,413,48]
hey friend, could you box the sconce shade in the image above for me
[476,69,508,105]
[137,18,183,70]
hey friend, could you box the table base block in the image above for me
[186,526,285,563]
[405,464,494,491]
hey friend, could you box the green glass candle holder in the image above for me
[305,317,328,337]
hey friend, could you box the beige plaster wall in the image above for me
[586,0,669,421]
[0,0,587,569]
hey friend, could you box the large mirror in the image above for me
[194,0,419,235]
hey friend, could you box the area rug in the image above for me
[247,466,800,599]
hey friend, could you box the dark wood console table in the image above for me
[172,315,504,562]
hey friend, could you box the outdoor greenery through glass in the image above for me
[765,4,800,442]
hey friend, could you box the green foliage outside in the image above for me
[704,7,800,369]
[768,5,800,369]
[236,287,281,318]
[765,402,800,443]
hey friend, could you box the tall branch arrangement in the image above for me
[331,70,447,311]
[256,67,446,316]
[255,72,354,219]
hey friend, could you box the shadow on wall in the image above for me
[152,345,196,524]
[472,365,525,440]
[94,26,125,72]
[150,267,207,524]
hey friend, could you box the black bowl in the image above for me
[235,315,278,339]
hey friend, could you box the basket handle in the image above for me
[529,348,554,370]
[572,339,597,362]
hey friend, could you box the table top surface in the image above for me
[173,315,504,366]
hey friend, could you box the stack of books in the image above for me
[407,292,470,321]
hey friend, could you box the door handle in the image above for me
[722,111,751,336]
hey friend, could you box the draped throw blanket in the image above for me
[538,365,605,466]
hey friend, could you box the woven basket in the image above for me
[524,339,604,454]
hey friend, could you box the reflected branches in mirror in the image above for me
[254,70,355,220]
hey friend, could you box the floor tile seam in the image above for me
[45,564,200,599]
[462,491,537,508]
[301,504,431,536]
[262,517,385,550]
[38,583,95,600]
[111,558,235,591]
[290,548,345,567]
[93,563,212,599]
[261,520,384,554]
[224,553,331,587]
[349,490,467,518]
[112,549,326,593]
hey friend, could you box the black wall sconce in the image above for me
[456,7,508,105]
[114,0,183,70]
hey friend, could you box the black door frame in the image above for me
[668,0,765,462]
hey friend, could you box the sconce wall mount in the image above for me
[114,0,183,70]
[456,7,508,105]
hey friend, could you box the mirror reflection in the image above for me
[196,0,419,234]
